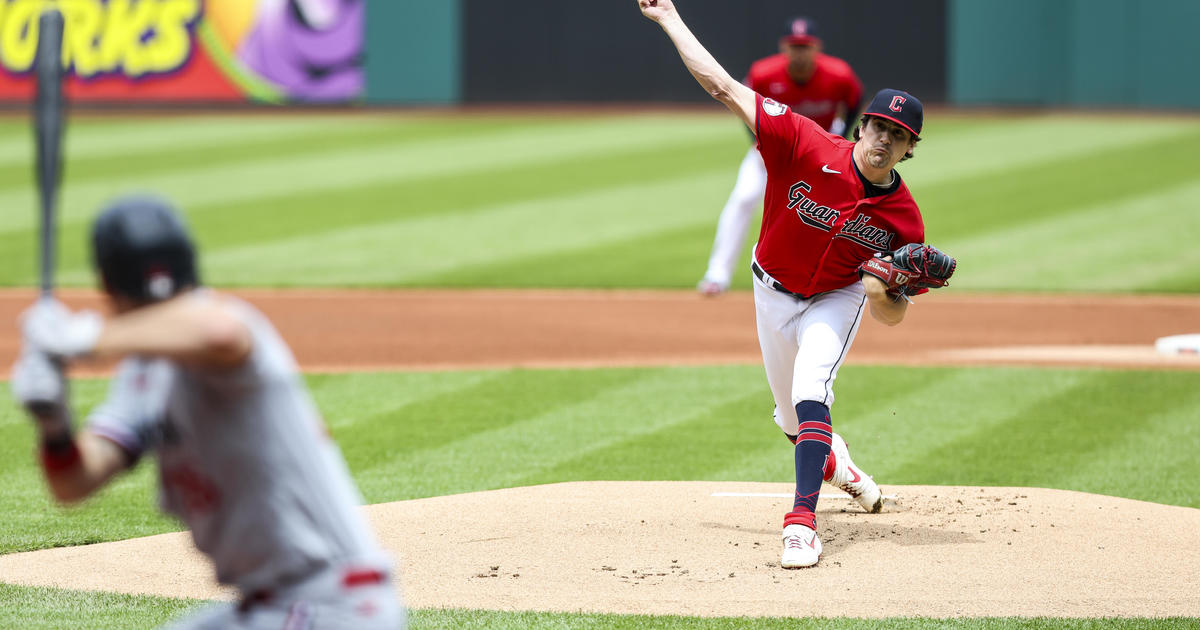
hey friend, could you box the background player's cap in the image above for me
[782,17,820,46]
[862,88,923,138]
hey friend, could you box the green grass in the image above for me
[1,584,1195,630]
[0,583,203,629]
[0,110,1197,627]
[0,113,1197,291]
[2,365,1197,554]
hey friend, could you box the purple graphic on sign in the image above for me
[237,0,363,102]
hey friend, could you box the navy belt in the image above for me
[752,261,813,299]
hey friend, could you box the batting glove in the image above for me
[21,298,103,359]
[10,348,66,409]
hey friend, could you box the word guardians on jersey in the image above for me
[0,0,202,78]
[787,181,896,250]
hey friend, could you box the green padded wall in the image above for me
[950,0,1200,108]
[366,1,461,104]
[1134,0,1200,108]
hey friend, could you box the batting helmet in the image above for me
[91,194,199,302]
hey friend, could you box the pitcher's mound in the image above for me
[2,482,1198,618]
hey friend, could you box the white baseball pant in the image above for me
[752,264,868,435]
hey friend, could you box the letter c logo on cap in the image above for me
[889,96,905,112]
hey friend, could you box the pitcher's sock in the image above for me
[783,401,832,530]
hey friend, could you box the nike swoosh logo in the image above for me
[848,467,862,483]
[803,533,818,549]
[822,164,841,174]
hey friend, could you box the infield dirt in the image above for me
[0,288,1198,618]
[2,288,1199,375]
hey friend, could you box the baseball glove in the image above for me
[858,243,957,297]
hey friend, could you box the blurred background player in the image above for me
[698,17,863,296]
[10,195,405,629]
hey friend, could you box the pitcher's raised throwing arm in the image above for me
[636,0,757,130]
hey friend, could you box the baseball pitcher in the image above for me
[10,195,406,628]
[699,16,863,296]
[637,0,956,569]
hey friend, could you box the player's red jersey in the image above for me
[753,93,924,296]
[747,53,862,132]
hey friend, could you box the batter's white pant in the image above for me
[160,565,405,630]
[752,263,868,435]
[701,147,768,289]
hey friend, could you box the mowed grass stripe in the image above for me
[945,180,1200,291]
[309,370,504,433]
[2,113,1196,292]
[0,116,392,170]
[825,367,1090,484]
[520,388,777,486]
[879,369,1200,507]
[0,112,1181,187]
[917,127,1200,239]
[425,136,1200,293]
[353,366,755,501]
[1039,377,1200,503]
[4,364,1198,554]
[912,126,1200,240]
[0,118,448,185]
[0,116,601,187]
[0,584,202,630]
[343,369,651,500]
[0,114,557,177]
[0,115,741,235]
[427,223,725,289]
[179,133,741,248]
[901,115,1187,187]
[0,136,743,286]
[1,583,1195,630]
[170,169,734,286]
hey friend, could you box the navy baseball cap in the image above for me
[782,17,820,46]
[862,88,923,138]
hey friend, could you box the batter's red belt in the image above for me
[752,261,819,300]
[238,567,388,612]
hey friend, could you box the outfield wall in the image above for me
[949,0,1200,109]
[376,0,1200,109]
[455,1,948,106]
[1,0,1195,109]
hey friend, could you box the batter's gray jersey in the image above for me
[87,291,390,594]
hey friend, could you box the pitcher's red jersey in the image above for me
[747,54,862,132]
[753,94,924,296]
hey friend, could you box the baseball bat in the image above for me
[28,9,68,428]
[33,8,66,298]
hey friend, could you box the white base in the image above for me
[1154,333,1200,356]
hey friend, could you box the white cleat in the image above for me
[697,279,727,296]
[780,524,822,569]
[826,432,883,513]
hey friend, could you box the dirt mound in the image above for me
[2,482,1197,618]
